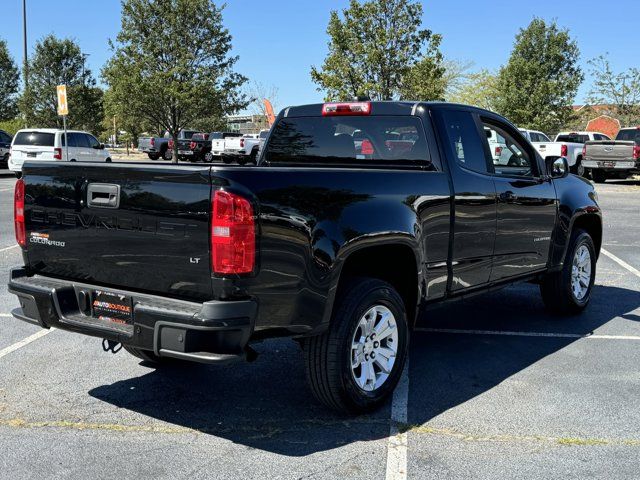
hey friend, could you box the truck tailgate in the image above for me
[22,162,213,301]
[586,141,634,160]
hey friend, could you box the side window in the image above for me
[481,120,536,178]
[85,134,100,148]
[61,133,78,147]
[74,133,90,148]
[539,133,551,142]
[529,133,538,142]
[0,132,10,143]
[434,109,489,174]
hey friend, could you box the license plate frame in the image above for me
[178,150,193,155]
[603,161,615,168]
[92,290,133,325]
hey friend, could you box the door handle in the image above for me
[87,183,121,209]
[499,191,516,202]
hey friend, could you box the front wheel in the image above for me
[540,229,596,314]
[302,278,409,414]
[204,152,213,162]
[148,153,160,160]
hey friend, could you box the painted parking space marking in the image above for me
[0,244,18,253]
[414,328,640,341]
[385,359,409,480]
[601,248,640,278]
[0,329,53,361]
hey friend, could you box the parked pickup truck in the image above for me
[583,127,640,183]
[175,132,207,162]
[519,129,610,177]
[209,132,242,159]
[8,101,602,414]
[0,129,12,168]
[138,129,199,160]
[222,134,260,165]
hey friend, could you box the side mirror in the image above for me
[547,157,569,179]
[100,143,105,149]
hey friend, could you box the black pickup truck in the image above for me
[9,101,602,413]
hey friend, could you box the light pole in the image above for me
[22,0,28,127]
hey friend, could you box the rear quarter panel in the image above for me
[211,167,451,335]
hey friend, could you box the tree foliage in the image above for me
[311,0,444,101]
[587,55,640,126]
[102,0,249,162]
[0,39,20,121]
[448,69,499,111]
[494,18,583,133]
[20,35,103,133]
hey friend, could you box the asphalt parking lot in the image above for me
[0,174,639,480]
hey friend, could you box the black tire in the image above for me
[162,148,173,160]
[14,171,22,179]
[572,158,585,177]
[302,278,409,414]
[250,148,258,164]
[148,153,160,160]
[592,170,607,184]
[204,152,213,162]
[105,157,112,163]
[540,229,596,315]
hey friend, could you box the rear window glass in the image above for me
[616,129,640,142]
[183,131,198,139]
[192,133,207,141]
[556,134,589,143]
[208,132,223,140]
[14,132,55,147]
[265,116,431,168]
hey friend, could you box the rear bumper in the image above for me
[583,159,639,171]
[8,268,257,364]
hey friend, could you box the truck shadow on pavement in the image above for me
[89,283,639,456]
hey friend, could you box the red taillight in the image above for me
[582,145,587,158]
[240,138,245,148]
[190,141,196,150]
[322,102,371,116]
[495,146,503,157]
[361,139,374,155]
[561,144,568,157]
[211,190,255,275]
[14,179,25,248]
[168,139,174,150]
[633,145,640,160]
[150,137,155,147]
[54,147,62,160]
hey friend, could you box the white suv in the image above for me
[9,129,111,176]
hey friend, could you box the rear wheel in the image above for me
[592,170,607,183]
[148,153,160,160]
[540,229,596,314]
[302,278,409,414]
[162,148,172,160]
[204,152,213,162]
[14,171,22,179]
[105,157,112,163]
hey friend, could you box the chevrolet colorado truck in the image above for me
[8,101,602,414]
[583,127,640,183]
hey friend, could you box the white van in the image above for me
[9,129,111,176]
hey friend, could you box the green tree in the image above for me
[20,35,103,133]
[0,39,20,121]
[103,0,249,163]
[587,55,640,126]
[311,0,444,101]
[448,69,499,111]
[494,18,583,133]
